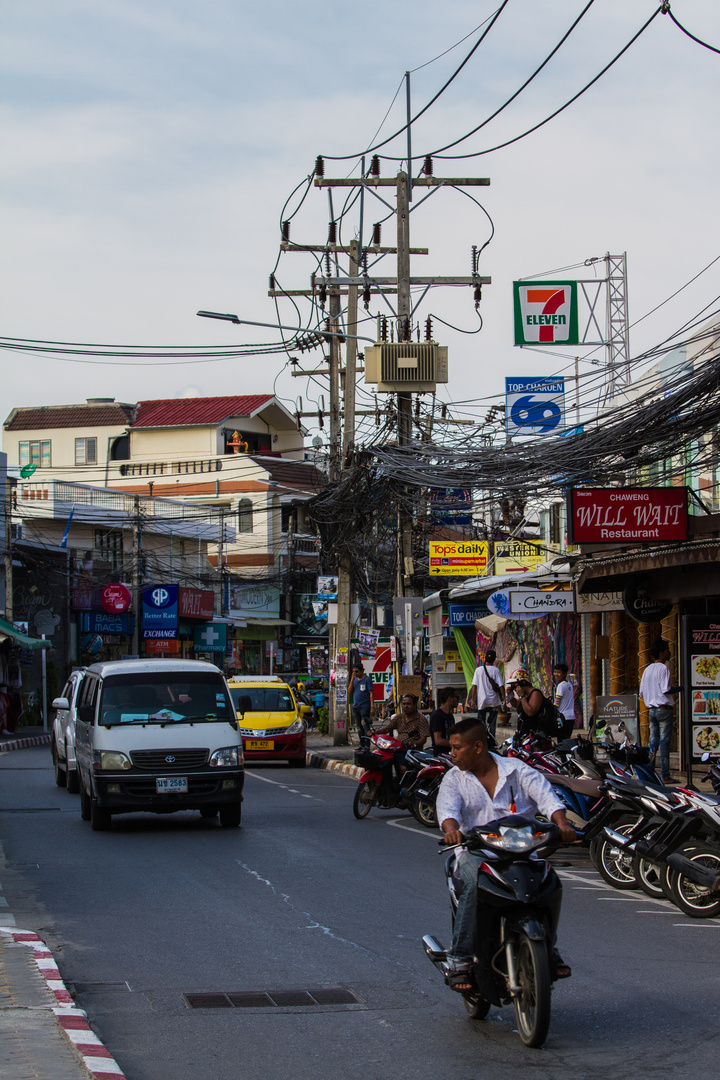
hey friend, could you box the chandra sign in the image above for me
[429,541,488,577]
[513,281,579,346]
[568,487,687,544]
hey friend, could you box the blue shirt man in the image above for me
[349,665,375,742]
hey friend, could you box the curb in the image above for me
[0,927,127,1080]
[306,750,362,780]
[0,733,51,753]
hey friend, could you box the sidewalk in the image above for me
[0,725,51,753]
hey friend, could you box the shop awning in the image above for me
[576,538,720,599]
[0,616,52,649]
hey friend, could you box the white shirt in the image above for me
[436,753,564,834]
[639,661,672,708]
[471,664,503,709]
[554,680,575,720]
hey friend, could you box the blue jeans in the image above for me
[648,706,674,779]
[479,707,498,739]
[448,848,562,965]
[352,705,372,742]
[449,849,483,962]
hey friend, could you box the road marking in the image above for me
[673,922,720,927]
[635,910,675,914]
[244,771,322,801]
[386,817,439,838]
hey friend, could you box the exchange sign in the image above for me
[513,281,579,346]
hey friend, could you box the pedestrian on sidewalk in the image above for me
[349,664,375,745]
[553,663,576,732]
[639,638,681,782]
[468,650,505,739]
[429,686,459,753]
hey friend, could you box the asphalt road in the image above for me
[1,745,719,1080]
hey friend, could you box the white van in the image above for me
[74,659,244,831]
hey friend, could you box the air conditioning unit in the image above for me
[364,342,448,392]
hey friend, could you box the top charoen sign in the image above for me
[569,487,688,544]
[514,281,579,346]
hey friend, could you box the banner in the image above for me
[513,281,579,346]
[429,541,488,577]
[358,628,380,658]
[683,617,720,762]
[317,576,339,600]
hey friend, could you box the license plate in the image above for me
[156,776,188,793]
[246,740,274,750]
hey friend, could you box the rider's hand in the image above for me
[559,824,578,843]
[443,829,464,846]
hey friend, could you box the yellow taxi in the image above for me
[227,676,311,767]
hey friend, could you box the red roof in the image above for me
[132,396,275,429]
[5,403,135,431]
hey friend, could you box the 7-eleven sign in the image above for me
[513,281,579,345]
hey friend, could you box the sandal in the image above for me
[447,970,474,993]
[552,950,572,979]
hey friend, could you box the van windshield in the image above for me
[230,687,295,713]
[100,672,233,726]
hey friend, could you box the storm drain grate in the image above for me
[185,988,363,1010]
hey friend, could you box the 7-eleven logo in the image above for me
[514,281,578,346]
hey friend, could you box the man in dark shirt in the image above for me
[429,687,459,753]
[349,665,375,744]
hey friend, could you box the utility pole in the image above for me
[396,171,414,599]
[131,495,141,656]
[4,465,12,622]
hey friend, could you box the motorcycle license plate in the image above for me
[246,739,274,750]
[156,777,188,793]
[417,789,430,796]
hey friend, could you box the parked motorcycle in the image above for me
[352,734,448,825]
[424,817,565,1048]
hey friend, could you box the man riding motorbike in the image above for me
[436,717,576,991]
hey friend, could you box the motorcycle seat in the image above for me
[541,772,602,798]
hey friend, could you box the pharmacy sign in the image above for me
[514,281,579,346]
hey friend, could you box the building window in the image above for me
[19,440,51,468]
[75,437,97,466]
[238,499,253,533]
[94,529,124,573]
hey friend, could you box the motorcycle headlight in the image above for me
[497,825,537,852]
[209,746,240,767]
[287,718,305,734]
[96,750,132,771]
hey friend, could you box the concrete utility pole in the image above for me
[281,167,492,739]
[4,467,13,622]
[131,495,141,656]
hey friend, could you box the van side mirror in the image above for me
[78,704,94,724]
[52,697,70,711]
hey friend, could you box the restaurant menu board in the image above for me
[684,617,720,761]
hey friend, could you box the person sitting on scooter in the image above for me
[376,693,430,772]
[436,717,576,991]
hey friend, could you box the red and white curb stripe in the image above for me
[0,928,127,1079]
[0,733,52,753]
[307,751,362,780]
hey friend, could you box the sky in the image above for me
[2,0,719,445]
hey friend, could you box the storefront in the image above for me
[575,515,720,781]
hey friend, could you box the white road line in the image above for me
[244,770,322,800]
[673,922,720,927]
[386,817,439,838]
[635,910,675,914]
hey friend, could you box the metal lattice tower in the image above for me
[603,252,630,403]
